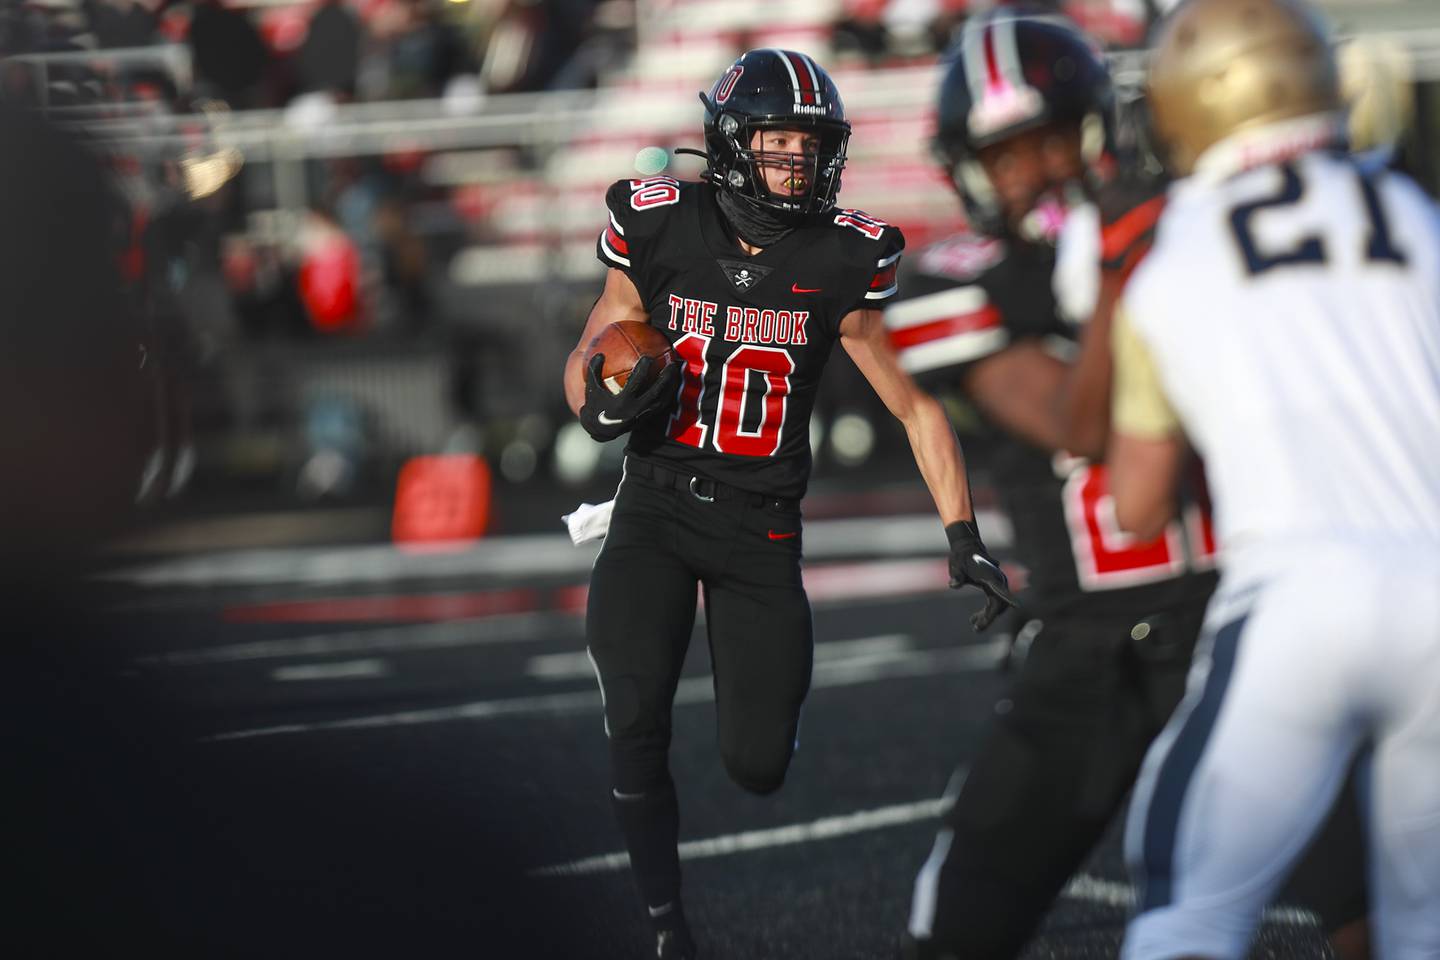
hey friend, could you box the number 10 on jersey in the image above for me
[667,333,795,457]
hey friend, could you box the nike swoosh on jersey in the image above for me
[768,530,798,540]
[791,283,822,294]
[596,411,626,426]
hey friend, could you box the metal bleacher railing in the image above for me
[9,19,1439,485]
[42,21,1440,285]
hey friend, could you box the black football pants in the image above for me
[906,601,1208,960]
[586,459,813,915]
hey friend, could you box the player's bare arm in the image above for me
[1106,431,1182,541]
[962,341,1071,453]
[843,304,1016,629]
[1106,298,1184,540]
[841,306,973,524]
[564,267,648,417]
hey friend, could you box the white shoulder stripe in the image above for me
[609,211,624,236]
[865,283,899,300]
[877,251,902,268]
[884,287,989,329]
[899,330,1009,371]
[599,230,631,268]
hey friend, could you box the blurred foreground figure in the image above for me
[1107,1,1440,958]
[0,104,143,589]
[888,12,1221,958]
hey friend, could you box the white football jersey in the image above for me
[1119,149,1440,583]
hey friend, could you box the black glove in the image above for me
[579,353,681,442]
[946,519,1017,632]
[1098,170,1169,282]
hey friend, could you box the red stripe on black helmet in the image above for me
[781,50,819,105]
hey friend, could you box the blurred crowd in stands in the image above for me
[0,0,1166,342]
[0,2,1164,110]
[0,0,635,106]
[833,0,1159,62]
[0,0,1424,509]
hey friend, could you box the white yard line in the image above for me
[271,659,391,682]
[531,797,949,877]
[530,798,1319,929]
[203,639,1007,742]
[525,634,913,681]
[142,612,575,667]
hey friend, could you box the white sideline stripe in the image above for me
[526,634,912,680]
[271,658,390,682]
[531,797,949,877]
[142,612,574,667]
[106,510,1010,589]
[203,639,1007,742]
[141,563,968,671]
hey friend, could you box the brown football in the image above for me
[584,320,676,394]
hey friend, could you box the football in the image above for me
[584,320,676,395]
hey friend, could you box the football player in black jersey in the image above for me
[894,10,1368,960]
[561,49,1015,959]
[888,13,1221,959]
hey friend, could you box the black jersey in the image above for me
[885,232,1216,619]
[596,177,904,500]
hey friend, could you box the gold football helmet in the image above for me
[1147,0,1340,176]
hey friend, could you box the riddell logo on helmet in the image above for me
[792,103,829,115]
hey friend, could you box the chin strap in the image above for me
[715,190,795,249]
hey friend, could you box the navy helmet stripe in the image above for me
[1137,615,1247,911]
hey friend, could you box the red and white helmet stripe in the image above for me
[964,16,1027,104]
[961,15,1045,139]
[771,48,823,106]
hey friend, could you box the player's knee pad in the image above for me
[720,738,792,796]
[608,731,671,797]
[597,671,644,736]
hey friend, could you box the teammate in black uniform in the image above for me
[562,49,1015,959]
[888,14,1220,958]
[895,10,1371,958]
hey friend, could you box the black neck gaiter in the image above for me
[715,190,795,250]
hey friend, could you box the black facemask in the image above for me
[715,190,795,250]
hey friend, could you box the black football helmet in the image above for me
[696,49,851,220]
[933,9,1116,237]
